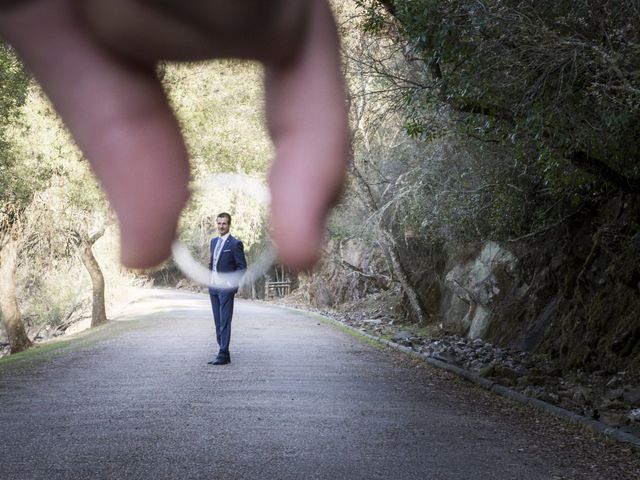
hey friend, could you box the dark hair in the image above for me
[217,212,232,224]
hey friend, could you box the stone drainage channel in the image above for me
[295,307,640,448]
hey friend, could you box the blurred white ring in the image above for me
[171,173,273,290]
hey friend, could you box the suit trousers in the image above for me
[208,288,235,357]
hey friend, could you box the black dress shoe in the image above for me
[212,357,230,365]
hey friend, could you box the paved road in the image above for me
[1,289,638,480]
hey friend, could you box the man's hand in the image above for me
[0,0,348,269]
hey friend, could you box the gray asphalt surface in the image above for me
[1,289,639,480]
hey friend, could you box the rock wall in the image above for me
[302,195,640,373]
[441,241,518,339]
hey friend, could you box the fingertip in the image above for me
[116,184,189,269]
[268,153,343,271]
[271,211,324,271]
[120,240,171,270]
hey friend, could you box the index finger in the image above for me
[0,0,190,268]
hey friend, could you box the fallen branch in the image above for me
[340,259,391,289]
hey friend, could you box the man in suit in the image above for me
[208,212,247,365]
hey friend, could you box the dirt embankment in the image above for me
[288,193,640,437]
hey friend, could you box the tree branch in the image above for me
[340,259,391,289]
[569,151,640,193]
[88,226,106,246]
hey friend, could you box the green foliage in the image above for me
[5,84,107,233]
[18,256,87,328]
[2,81,126,334]
[380,0,640,179]
[341,0,640,250]
[0,44,27,124]
[0,45,29,210]
[353,0,388,34]
[164,61,272,175]
[404,120,426,138]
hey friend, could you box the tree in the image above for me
[336,0,640,369]
[71,228,107,327]
[328,1,436,322]
[0,44,31,352]
[0,207,32,352]
[15,87,112,332]
[3,76,112,347]
[363,0,640,193]
[164,60,272,175]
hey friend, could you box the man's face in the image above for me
[216,217,230,236]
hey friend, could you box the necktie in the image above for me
[213,238,223,270]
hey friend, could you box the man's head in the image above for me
[216,212,231,236]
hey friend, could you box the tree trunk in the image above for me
[350,165,428,324]
[79,241,107,327]
[380,232,427,325]
[0,236,32,353]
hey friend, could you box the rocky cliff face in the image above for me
[441,241,518,340]
[302,194,640,376]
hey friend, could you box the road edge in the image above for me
[277,302,640,448]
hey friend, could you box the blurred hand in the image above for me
[0,0,348,269]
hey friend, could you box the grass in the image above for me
[0,319,143,370]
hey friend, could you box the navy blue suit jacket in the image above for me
[208,235,247,292]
